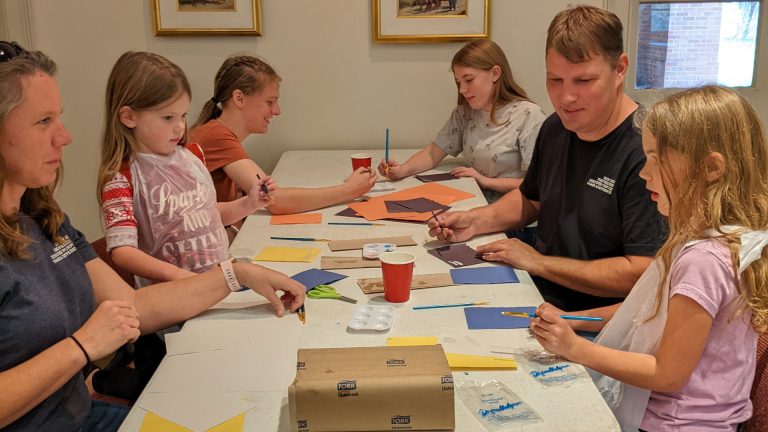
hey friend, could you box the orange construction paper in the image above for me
[348,183,475,221]
[270,213,322,225]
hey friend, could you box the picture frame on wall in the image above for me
[152,0,262,36]
[373,0,490,43]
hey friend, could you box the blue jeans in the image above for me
[78,400,130,432]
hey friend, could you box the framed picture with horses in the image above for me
[373,0,490,43]
[152,0,262,36]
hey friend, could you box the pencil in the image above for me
[327,222,386,226]
[414,301,490,310]
[297,305,306,324]
[270,236,330,242]
[500,311,603,322]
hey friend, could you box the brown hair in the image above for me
[640,86,768,332]
[97,51,192,206]
[194,55,280,128]
[451,39,531,125]
[0,49,64,259]
[546,5,624,66]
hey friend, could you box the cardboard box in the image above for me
[289,345,455,431]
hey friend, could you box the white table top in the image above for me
[120,149,619,432]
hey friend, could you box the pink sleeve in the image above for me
[668,241,736,319]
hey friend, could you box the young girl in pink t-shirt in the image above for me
[97,51,275,287]
[531,86,768,431]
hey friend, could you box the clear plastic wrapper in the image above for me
[456,379,542,431]
[516,347,591,388]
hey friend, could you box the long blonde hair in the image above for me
[193,55,280,128]
[451,39,531,125]
[0,49,64,259]
[641,86,768,332]
[97,51,191,205]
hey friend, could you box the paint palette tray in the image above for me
[347,305,395,332]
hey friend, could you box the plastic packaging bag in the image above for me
[456,379,542,431]
[515,347,591,388]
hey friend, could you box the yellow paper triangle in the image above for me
[140,412,191,432]
[252,246,320,263]
[140,412,245,432]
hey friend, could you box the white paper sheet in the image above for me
[146,314,302,393]
[165,322,253,356]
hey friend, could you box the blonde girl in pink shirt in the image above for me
[531,86,768,431]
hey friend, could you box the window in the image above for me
[634,1,760,89]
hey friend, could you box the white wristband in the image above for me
[219,258,241,292]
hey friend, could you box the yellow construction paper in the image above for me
[140,412,191,432]
[139,412,245,432]
[445,353,517,369]
[387,336,439,346]
[386,336,516,369]
[252,246,320,263]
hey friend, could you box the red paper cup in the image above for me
[351,153,372,171]
[380,252,415,303]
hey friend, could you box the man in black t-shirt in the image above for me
[428,6,666,311]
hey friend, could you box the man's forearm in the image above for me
[534,254,652,297]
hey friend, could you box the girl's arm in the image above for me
[533,294,713,393]
[111,245,196,282]
[377,143,448,180]
[536,302,620,333]
[448,167,524,193]
[216,176,275,225]
[222,159,376,215]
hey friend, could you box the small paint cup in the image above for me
[351,153,372,171]
[380,252,415,303]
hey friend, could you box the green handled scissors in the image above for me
[307,285,358,303]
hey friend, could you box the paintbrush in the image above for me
[501,311,603,321]
[430,210,444,236]
[413,301,490,310]
[270,236,330,242]
[256,173,275,204]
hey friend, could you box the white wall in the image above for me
[16,0,596,239]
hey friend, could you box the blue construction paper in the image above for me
[450,266,519,284]
[464,307,538,330]
[291,268,347,291]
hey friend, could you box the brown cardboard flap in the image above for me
[320,256,381,270]
[289,345,454,431]
[357,273,454,294]
[328,236,417,251]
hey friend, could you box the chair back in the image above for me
[746,333,768,431]
[90,237,134,288]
